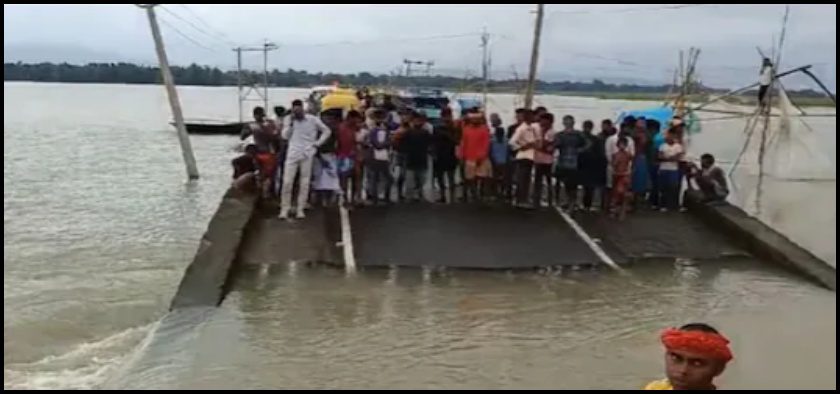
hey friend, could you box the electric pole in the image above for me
[524,4,545,110]
[234,41,278,123]
[481,27,490,110]
[138,4,199,180]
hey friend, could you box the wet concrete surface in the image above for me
[169,187,257,310]
[236,203,342,267]
[574,209,748,264]
[350,203,599,269]
[686,194,836,290]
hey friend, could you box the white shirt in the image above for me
[759,66,773,86]
[605,134,635,164]
[658,142,684,171]
[282,114,332,162]
[508,122,541,161]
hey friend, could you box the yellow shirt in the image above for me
[644,379,673,390]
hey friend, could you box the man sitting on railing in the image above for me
[687,153,729,205]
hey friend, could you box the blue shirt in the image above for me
[490,139,508,165]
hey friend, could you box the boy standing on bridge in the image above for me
[533,113,556,208]
[509,109,539,209]
[553,115,591,211]
[459,109,492,203]
[489,113,511,201]
[366,109,394,205]
[610,137,633,220]
[400,112,433,202]
[336,110,363,206]
[657,127,685,213]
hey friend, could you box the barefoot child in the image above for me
[610,137,633,220]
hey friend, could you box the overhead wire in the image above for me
[159,5,236,47]
[157,15,220,52]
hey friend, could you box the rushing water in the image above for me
[4,82,836,389]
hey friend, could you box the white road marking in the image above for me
[554,207,625,273]
[339,205,357,274]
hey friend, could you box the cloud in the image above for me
[4,4,836,89]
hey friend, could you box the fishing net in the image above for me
[726,83,836,264]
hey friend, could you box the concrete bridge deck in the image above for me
[349,204,746,269]
[166,188,834,312]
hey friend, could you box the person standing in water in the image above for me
[278,100,332,220]
[645,323,733,390]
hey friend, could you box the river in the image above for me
[3,82,835,389]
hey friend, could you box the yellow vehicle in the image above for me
[320,88,361,113]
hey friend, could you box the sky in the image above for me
[4,4,836,89]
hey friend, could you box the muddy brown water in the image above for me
[4,82,835,389]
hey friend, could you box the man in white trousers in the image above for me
[279,99,332,220]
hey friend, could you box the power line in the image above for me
[176,4,235,44]
[157,15,219,52]
[159,5,236,47]
[549,4,712,16]
[278,32,482,48]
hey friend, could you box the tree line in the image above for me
[3,61,828,98]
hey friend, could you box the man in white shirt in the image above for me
[758,58,773,107]
[657,131,685,212]
[508,109,539,208]
[278,99,332,220]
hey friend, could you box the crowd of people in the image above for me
[232,96,729,221]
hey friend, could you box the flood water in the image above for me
[4,82,836,389]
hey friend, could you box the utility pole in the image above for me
[234,42,278,124]
[138,4,199,180]
[524,4,545,110]
[481,27,490,110]
[236,47,243,123]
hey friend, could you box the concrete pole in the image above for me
[141,4,199,180]
[263,41,269,111]
[524,4,545,110]
[481,27,490,111]
[236,47,243,123]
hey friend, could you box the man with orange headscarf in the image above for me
[645,323,734,390]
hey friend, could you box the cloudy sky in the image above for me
[4,4,836,89]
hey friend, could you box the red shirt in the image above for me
[460,123,491,161]
[336,121,358,158]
